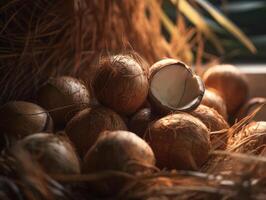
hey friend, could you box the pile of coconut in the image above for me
[0,53,265,199]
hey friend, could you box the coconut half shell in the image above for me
[149,59,205,115]
[145,113,210,170]
[0,101,53,142]
[203,64,249,115]
[66,106,127,157]
[37,76,90,128]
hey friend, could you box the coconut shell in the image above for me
[145,113,210,170]
[66,106,127,157]
[190,105,229,150]
[0,101,53,142]
[37,76,90,128]
[92,54,149,115]
[236,97,266,121]
[201,88,228,120]
[148,59,205,115]
[83,130,155,174]
[228,121,266,154]
[203,65,249,115]
[128,108,156,138]
[19,133,80,175]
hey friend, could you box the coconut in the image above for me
[203,64,249,115]
[0,101,53,143]
[92,54,149,115]
[128,108,156,138]
[190,105,229,150]
[37,76,90,128]
[228,121,266,155]
[148,59,205,115]
[145,113,210,170]
[18,133,80,175]
[83,130,155,174]
[66,106,127,157]
[236,97,266,121]
[201,88,228,120]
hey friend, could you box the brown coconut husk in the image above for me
[0,0,196,105]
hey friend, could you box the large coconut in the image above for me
[66,106,127,157]
[148,59,205,115]
[18,133,80,175]
[190,105,229,150]
[145,113,210,170]
[83,130,155,174]
[201,88,228,120]
[37,76,90,128]
[0,101,53,144]
[203,65,249,115]
[92,54,149,115]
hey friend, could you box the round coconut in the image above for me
[203,64,249,115]
[201,88,228,120]
[37,76,90,128]
[190,105,229,150]
[83,130,155,174]
[145,113,210,170]
[19,133,80,175]
[92,54,149,115]
[149,58,205,115]
[66,106,127,157]
[128,108,156,138]
[236,97,266,121]
[0,101,53,142]
[228,121,266,155]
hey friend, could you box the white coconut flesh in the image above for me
[150,64,204,110]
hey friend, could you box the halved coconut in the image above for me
[149,59,205,115]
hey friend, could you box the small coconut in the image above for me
[66,106,127,157]
[145,113,210,170]
[37,76,90,128]
[228,121,266,155]
[18,133,80,175]
[201,88,228,120]
[236,97,266,121]
[83,130,155,174]
[128,108,157,138]
[149,59,205,115]
[203,64,249,115]
[0,101,53,142]
[190,105,229,150]
[92,54,149,115]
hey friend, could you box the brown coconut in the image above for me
[128,108,157,138]
[83,130,155,174]
[0,101,53,141]
[203,64,249,115]
[37,76,90,128]
[236,97,266,121]
[149,59,205,115]
[92,54,149,115]
[66,106,127,157]
[201,88,228,120]
[190,105,229,150]
[19,133,80,175]
[228,121,266,155]
[145,113,210,170]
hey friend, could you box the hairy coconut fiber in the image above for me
[0,0,188,104]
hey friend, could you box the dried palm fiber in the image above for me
[0,0,184,104]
